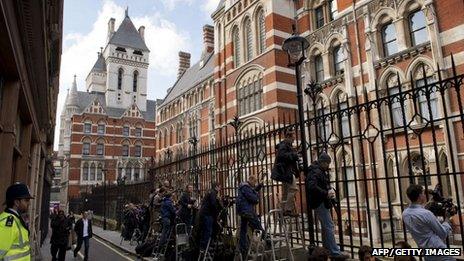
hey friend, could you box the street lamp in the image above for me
[282,25,315,247]
[102,168,108,230]
[188,136,199,192]
[116,175,127,229]
[229,115,243,183]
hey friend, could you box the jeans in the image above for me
[159,218,172,247]
[74,237,90,261]
[314,204,341,255]
[282,176,298,213]
[51,244,67,261]
[239,214,266,255]
[200,215,214,250]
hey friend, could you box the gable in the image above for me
[83,98,106,115]
[122,103,143,118]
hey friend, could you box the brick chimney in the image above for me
[178,51,191,79]
[203,25,214,53]
[107,18,115,42]
[138,26,145,41]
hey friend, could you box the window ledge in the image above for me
[319,73,345,89]
[374,42,431,69]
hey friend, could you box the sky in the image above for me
[55,0,220,149]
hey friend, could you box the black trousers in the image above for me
[51,244,67,261]
[74,237,90,261]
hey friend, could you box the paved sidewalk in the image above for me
[92,225,144,259]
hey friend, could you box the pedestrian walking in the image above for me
[271,128,299,216]
[50,210,70,261]
[0,183,34,261]
[73,211,93,261]
[306,152,346,258]
[236,175,268,257]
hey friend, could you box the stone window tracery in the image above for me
[237,70,263,116]
[257,8,266,54]
[244,18,253,62]
[233,26,241,67]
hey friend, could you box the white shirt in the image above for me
[83,219,89,237]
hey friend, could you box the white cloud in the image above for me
[160,0,194,11]
[55,0,191,149]
[202,0,221,14]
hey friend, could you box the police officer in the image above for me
[0,183,34,261]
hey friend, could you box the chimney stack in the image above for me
[138,26,145,41]
[107,18,115,42]
[178,51,191,79]
[203,25,214,53]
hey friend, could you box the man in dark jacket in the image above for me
[178,184,196,232]
[306,152,342,256]
[198,182,222,250]
[272,128,299,216]
[236,175,267,256]
[159,193,176,248]
[50,210,70,261]
[73,211,93,261]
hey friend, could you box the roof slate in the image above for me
[160,52,214,106]
[76,91,156,121]
[90,55,106,72]
[109,15,149,52]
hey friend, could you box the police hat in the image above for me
[5,183,34,201]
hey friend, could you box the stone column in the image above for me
[394,17,407,52]
[0,80,19,204]
[322,51,331,80]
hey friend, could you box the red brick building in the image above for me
[59,11,156,200]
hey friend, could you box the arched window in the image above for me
[90,163,96,180]
[97,121,105,134]
[82,138,91,155]
[332,45,344,75]
[83,163,89,181]
[409,10,428,46]
[314,54,324,82]
[135,141,142,157]
[414,64,438,121]
[338,150,355,200]
[122,140,130,157]
[125,163,132,180]
[96,139,104,156]
[381,23,398,57]
[233,27,241,67]
[97,164,103,181]
[118,68,124,90]
[133,71,138,92]
[134,166,140,181]
[333,91,350,138]
[386,74,407,127]
[244,18,253,62]
[257,9,266,54]
[237,72,263,116]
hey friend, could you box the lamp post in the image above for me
[229,115,242,183]
[102,168,108,230]
[282,25,315,247]
[188,136,199,192]
[116,175,127,229]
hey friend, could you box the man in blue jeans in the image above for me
[306,152,346,258]
[74,211,92,261]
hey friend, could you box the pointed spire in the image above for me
[125,6,129,17]
[66,75,79,107]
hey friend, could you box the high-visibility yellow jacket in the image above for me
[0,211,31,261]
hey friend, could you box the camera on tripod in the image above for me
[425,184,457,218]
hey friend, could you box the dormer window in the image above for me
[116,47,126,52]
[133,50,143,55]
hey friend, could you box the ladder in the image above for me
[198,237,214,261]
[265,209,296,261]
[175,223,190,261]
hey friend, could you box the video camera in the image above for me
[425,184,457,218]
[221,195,236,208]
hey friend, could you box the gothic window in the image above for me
[96,140,104,156]
[387,77,407,127]
[135,143,142,157]
[409,10,428,46]
[316,99,330,142]
[237,72,263,116]
[414,65,438,121]
[134,166,140,181]
[83,163,89,181]
[233,27,241,67]
[135,127,142,137]
[82,139,91,155]
[125,163,132,180]
[332,45,344,75]
[315,6,325,29]
[118,68,124,90]
[122,144,129,157]
[381,23,398,57]
[97,122,105,134]
[244,18,253,62]
[90,163,96,180]
[314,55,324,82]
[189,117,198,138]
[257,9,266,54]
[123,126,130,136]
[133,71,138,92]
[386,158,397,202]
[84,122,92,134]
[97,164,103,181]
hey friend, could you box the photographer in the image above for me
[306,152,344,257]
[198,182,222,251]
[178,184,196,232]
[402,184,454,261]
